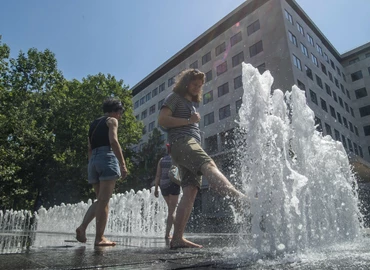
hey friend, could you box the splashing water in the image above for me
[237,63,362,255]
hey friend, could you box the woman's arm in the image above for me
[154,159,162,198]
[107,117,128,178]
[158,107,200,128]
[88,137,92,160]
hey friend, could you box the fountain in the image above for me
[0,63,368,268]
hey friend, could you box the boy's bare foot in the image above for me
[76,227,87,243]
[170,238,203,249]
[95,237,116,246]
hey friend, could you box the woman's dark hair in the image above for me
[102,98,124,113]
[173,69,205,103]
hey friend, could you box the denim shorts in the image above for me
[88,146,121,184]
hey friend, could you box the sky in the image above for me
[1,0,369,88]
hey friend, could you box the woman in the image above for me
[154,144,180,239]
[76,98,128,246]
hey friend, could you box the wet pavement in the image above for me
[1,231,370,269]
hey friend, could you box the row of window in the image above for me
[290,34,350,101]
[134,19,263,111]
[348,52,370,65]
[316,116,363,157]
[309,88,359,136]
[285,9,345,80]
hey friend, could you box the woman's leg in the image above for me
[94,179,116,246]
[76,184,100,243]
[161,195,171,238]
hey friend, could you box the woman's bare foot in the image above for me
[76,227,87,243]
[170,238,203,249]
[95,237,116,246]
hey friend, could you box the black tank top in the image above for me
[88,116,110,150]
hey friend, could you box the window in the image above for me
[337,112,342,124]
[354,143,359,155]
[218,82,229,97]
[339,97,343,108]
[305,65,313,80]
[351,70,363,82]
[336,67,341,77]
[297,80,306,90]
[349,121,354,132]
[152,88,158,97]
[333,91,338,102]
[205,70,212,83]
[355,126,359,136]
[215,42,226,56]
[359,146,363,158]
[364,125,370,136]
[343,117,348,129]
[247,19,260,36]
[159,82,165,93]
[330,59,335,69]
[334,77,339,88]
[134,100,139,109]
[316,44,323,56]
[367,53,370,58]
[168,76,175,87]
[320,98,327,112]
[149,104,156,115]
[285,9,293,24]
[321,63,327,75]
[307,33,314,46]
[135,114,139,120]
[328,71,333,82]
[219,104,231,120]
[324,53,329,63]
[293,54,302,70]
[340,84,345,94]
[345,102,349,113]
[202,52,211,65]
[351,107,355,117]
[346,89,351,99]
[142,126,146,135]
[289,31,297,47]
[347,139,353,152]
[297,22,304,36]
[330,105,336,119]
[145,92,151,102]
[216,61,228,76]
[310,89,318,105]
[311,53,318,66]
[301,43,308,57]
[189,60,198,69]
[158,98,165,110]
[334,129,340,141]
[341,135,347,149]
[342,73,347,82]
[257,63,266,74]
[232,51,244,67]
[140,96,145,105]
[141,109,147,120]
[349,58,359,65]
[359,105,370,117]
[234,75,242,89]
[204,112,214,126]
[249,40,263,57]
[230,31,242,46]
[369,66,370,75]
[325,123,332,136]
[148,121,155,132]
[315,117,322,132]
[355,87,367,99]
[325,83,331,96]
[203,90,213,105]
[236,99,242,113]
[316,74,323,89]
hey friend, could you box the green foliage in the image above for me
[0,36,143,210]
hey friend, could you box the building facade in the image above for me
[131,0,370,182]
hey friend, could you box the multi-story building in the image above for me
[131,0,370,187]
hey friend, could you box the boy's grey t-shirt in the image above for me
[162,92,201,144]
